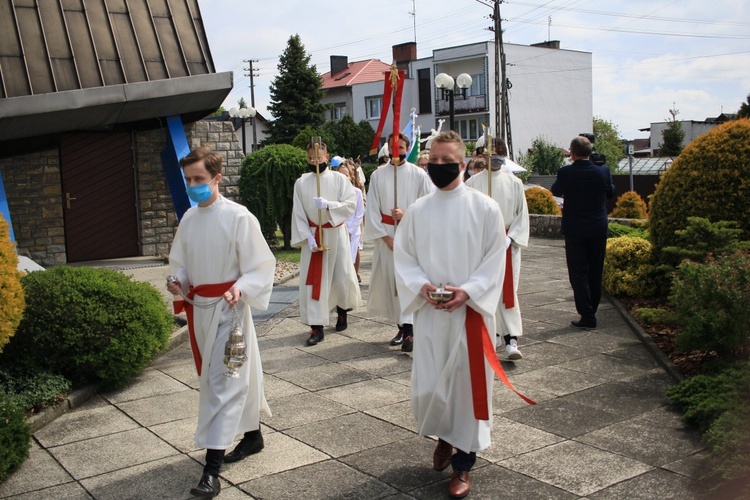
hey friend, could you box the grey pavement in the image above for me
[0,237,708,499]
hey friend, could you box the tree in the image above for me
[592,116,623,172]
[239,144,308,249]
[660,107,685,156]
[266,35,326,145]
[237,97,248,109]
[526,136,565,175]
[737,93,750,119]
[322,115,374,159]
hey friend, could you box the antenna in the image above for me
[548,16,552,41]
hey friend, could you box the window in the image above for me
[366,96,382,119]
[332,104,346,120]
[455,118,486,141]
[468,73,485,97]
[418,68,432,114]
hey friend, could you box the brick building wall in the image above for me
[0,120,244,265]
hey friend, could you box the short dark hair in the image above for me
[387,132,410,148]
[570,136,592,157]
[493,138,508,156]
[180,146,222,177]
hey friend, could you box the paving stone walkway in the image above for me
[0,237,708,499]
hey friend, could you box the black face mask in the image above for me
[389,154,407,162]
[427,162,461,188]
[308,162,328,173]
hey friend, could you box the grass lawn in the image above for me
[273,247,300,263]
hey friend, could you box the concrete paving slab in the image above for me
[503,397,625,439]
[240,459,397,499]
[3,481,91,500]
[115,388,200,427]
[100,367,190,404]
[479,416,565,463]
[303,334,391,362]
[259,345,330,374]
[411,463,577,499]
[79,455,204,500]
[262,373,307,400]
[0,448,74,497]
[49,427,178,479]
[274,361,374,392]
[317,378,410,411]
[576,417,704,466]
[148,344,201,389]
[663,450,712,479]
[587,467,699,499]
[214,431,329,483]
[260,392,354,431]
[549,329,642,354]
[286,412,414,458]
[555,352,658,382]
[509,365,605,396]
[34,404,139,448]
[148,416,201,454]
[339,351,414,377]
[365,400,419,433]
[500,440,653,496]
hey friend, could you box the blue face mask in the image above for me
[186,181,214,203]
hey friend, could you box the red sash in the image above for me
[465,307,536,420]
[502,244,514,308]
[381,213,395,226]
[173,281,235,376]
[306,219,342,300]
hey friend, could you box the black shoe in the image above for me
[401,335,413,352]
[571,319,596,329]
[190,473,221,497]
[357,275,362,283]
[306,327,324,346]
[224,433,264,463]
[390,327,404,346]
[335,307,348,332]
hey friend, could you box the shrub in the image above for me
[610,190,648,219]
[660,217,748,270]
[525,136,565,175]
[633,307,677,326]
[2,266,173,390]
[0,367,71,414]
[670,252,750,360]
[602,236,656,297]
[608,221,649,240]
[649,119,750,259]
[239,144,307,249]
[0,391,30,482]
[0,214,25,353]
[524,186,561,215]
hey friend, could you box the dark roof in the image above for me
[0,0,231,144]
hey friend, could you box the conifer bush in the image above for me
[609,190,648,219]
[3,267,173,390]
[602,236,656,297]
[524,186,561,215]
[0,391,30,482]
[649,119,750,260]
[0,215,25,353]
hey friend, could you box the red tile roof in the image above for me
[321,60,392,89]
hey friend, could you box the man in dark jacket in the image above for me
[551,135,615,329]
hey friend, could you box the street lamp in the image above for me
[435,72,472,132]
[229,106,257,155]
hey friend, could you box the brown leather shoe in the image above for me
[433,439,453,471]
[448,470,471,498]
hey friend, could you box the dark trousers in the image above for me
[450,449,476,472]
[564,234,607,323]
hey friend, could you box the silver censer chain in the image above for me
[166,275,247,378]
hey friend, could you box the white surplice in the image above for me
[364,161,433,323]
[465,169,529,340]
[169,196,275,450]
[291,168,361,326]
[345,188,365,263]
[394,184,506,453]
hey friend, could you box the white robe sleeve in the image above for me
[169,215,192,295]
[234,212,276,311]
[393,208,432,316]
[347,189,365,235]
[507,178,530,248]
[461,204,506,318]
[291,177,315,247]
[326,176,356,227]
[364,169,389,241]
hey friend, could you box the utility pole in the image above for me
[244,59,259,151]
[488,0,513,159]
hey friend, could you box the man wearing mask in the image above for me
[167,146,276,497]
[394,130,508,498]
[465,138,530,360]
[364,132,433,352]
[291,142,362,346]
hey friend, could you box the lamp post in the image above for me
[229,106,256,155]
[435,72,472,132]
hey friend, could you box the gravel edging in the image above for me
[607,293,684,384]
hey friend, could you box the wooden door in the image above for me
[60,133,139,262]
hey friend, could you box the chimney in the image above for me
[330,55,348,76]
[392,42,416,77]
[530,40,560,49]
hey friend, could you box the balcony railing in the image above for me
[435,94,488,115]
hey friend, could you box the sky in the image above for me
[198,0,750,140]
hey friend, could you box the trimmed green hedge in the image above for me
[0,391,30,483]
